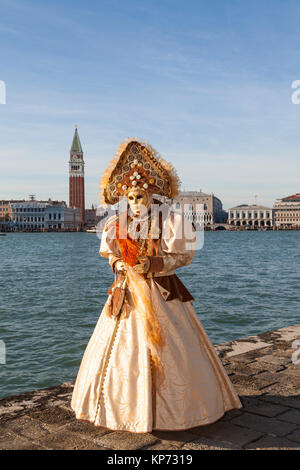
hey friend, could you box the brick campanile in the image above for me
[69,126,85,226]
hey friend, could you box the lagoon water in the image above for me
[0,231,299,399]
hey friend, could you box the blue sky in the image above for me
[1,0,300,209]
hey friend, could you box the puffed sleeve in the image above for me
[99,215,122,272]
[148,210,196,273]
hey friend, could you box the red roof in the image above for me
[282,193,300,201]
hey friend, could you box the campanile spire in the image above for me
[69,126,85,226]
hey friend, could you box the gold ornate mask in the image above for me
[127,188,152,217]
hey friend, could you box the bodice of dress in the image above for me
[99,205,196,302]
[100,207,194,269]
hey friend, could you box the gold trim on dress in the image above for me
[93,312,123,423]
[150,350,156,429]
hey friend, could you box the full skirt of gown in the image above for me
[71,278,243,433]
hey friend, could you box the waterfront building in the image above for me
[0,200,26,230]
[45,202,81,230]
[273,193,300,228]
[0,200,12,223]
[11,200,49,230]
[0,200,25,229]
[69,126,85,226]
[227,204,274,228]
[174,190,227,229]
[10,198,81,231]
[84,207,96,228]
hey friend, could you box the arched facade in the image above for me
[227,204,274,228]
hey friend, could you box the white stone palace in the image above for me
[274,193,300,228]
[227,204,274,228]
[10,198,81,231]
[174,190,227,229]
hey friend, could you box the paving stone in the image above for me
[255,354,293,366]
[259,393,300,410]
[0,432,35,450]
[225,341,272,358]
[272,371,300,387]
[281,367,300,378]
[267,382,300,394]
[28,406,75,430]
[238,397,288,418]
[227,348,272,363]
[219,408,244,421]
[244,435,300,449]
[1,324,300,450]
[151,429,199,447]
[225,362,278,376]
[2,415,50,440]
[61,382,75,389]
[37,431,107,450]
[0,408,23,419]
[58,402,73,412]
[285,428,300,443]
[144,441,181,450]
[96,431,159,450]
[15,442,49,450]
[273,348,296,358]
[277,410,300,425]
[231,386,265,397]
[48,400,67,407]
[259,379,300,395]
[231,412,298,436]
[249,361,285,373]
[0,426,19,443]
[229,373,278,390]
[0,405,24,416]
[182,437,241,450]
[57,392,72,398]
[251,372,281,389]
[63,419,111,438]
[229,374,261,388]
[220,359,231,366]
[186,420,263,447]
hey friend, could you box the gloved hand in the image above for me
[132,257,150,274]
[114,260,126,273]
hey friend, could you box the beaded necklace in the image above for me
[127,213,152,258]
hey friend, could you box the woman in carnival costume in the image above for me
[71,138,242,433]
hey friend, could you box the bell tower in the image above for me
[69,125,85,226]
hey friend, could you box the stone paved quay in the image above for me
[1,324,299,450]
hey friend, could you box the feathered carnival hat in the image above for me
[99,137,181,206]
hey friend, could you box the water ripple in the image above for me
[0,231,299,398]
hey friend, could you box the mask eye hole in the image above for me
[128,196,134,201]
[136,195,143,200]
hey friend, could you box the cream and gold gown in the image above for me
[71,210,243,433]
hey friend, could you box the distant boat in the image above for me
[0,233,7,236]
[86,227,97,233]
